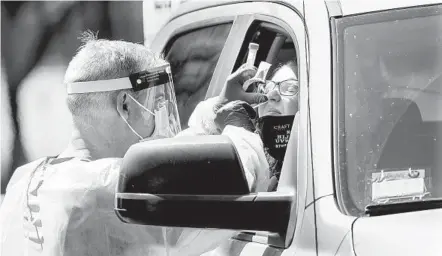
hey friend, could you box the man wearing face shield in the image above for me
[0,35,270,256]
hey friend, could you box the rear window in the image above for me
[164,23,232,128]
[333,5,442,215]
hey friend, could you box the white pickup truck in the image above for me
[117,1,442,255]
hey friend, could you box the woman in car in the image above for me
[253,60,299,190]
[214,60,299,191]
[182,60,299,192]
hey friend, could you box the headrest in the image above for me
[376,98,425,168]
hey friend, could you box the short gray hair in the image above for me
[65,31,167,120]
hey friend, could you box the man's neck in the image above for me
[58,128,93,161]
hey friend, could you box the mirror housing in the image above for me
[115,135,292,236]
[116,135,250,196]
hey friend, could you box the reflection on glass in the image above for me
[336,5,442,214]
[165,23,232,128]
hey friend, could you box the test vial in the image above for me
[246,43,259,67]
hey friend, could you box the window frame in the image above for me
[222,12,307,249]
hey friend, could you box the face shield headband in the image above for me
[66,64,181,140]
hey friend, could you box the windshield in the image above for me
[334,4,442,215]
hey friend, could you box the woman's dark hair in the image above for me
[265,60,298,81]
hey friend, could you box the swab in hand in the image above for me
[253,101,268,109]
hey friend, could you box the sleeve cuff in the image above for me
[186,96,221,135]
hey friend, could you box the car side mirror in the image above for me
[115,135,292,236]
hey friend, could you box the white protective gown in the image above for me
[0,96,270,256]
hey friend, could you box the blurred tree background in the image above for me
[1,1,144,193]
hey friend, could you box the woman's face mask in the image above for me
[256,115,295,161]
[252,63,298,160]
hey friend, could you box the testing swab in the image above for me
[253,101,268,109]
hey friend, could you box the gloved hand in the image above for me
[214,100,257,132]
[217,64,268,106]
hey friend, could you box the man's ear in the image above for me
[116,91,129,119]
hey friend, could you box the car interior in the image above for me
[347,56,442,212]
[233,21,297,73]
[352,96,442,211]
[376,99,442,200]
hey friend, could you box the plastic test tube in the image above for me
[246,43,259,67]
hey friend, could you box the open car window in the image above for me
[231,21,299,192]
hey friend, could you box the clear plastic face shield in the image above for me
[67,64,181,141]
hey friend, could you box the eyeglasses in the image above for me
[254,79,299,96]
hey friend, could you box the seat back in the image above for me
[376,98,428,169]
